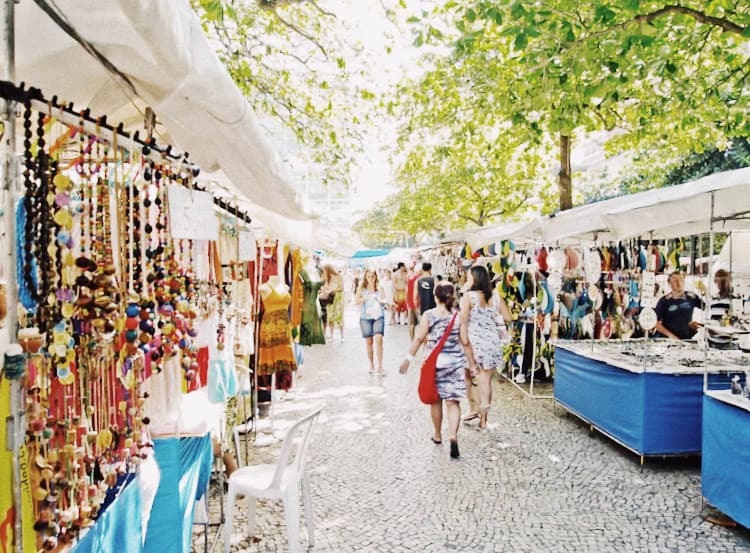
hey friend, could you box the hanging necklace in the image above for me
[20,100,39,311]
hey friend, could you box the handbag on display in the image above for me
[418,312,458,405]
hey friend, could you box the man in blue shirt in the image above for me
[654,271,703,340]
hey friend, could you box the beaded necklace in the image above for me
[21,101,39,311]
[35,111,54,331]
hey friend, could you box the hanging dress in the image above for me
[291,251,305,329]
[257,286,297,375]
[299,270,326,345]
[328,284,345,332]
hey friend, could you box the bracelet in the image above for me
[404,353,414,362]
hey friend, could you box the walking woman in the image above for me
[400,281,477,458]
[459,266,512,429]
[356,268,387,374]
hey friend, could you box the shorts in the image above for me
[360,317,385,338]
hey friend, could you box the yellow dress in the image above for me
[258,287,297,375]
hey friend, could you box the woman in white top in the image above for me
[355,268,387,375]
[459,266,512,429]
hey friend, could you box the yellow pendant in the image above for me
[53,173,72,190]
[61,302,75,319]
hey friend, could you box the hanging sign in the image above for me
[584,250,601,283]
[238,231,256,262]
[640,271,656,308]
[167,185,219,240]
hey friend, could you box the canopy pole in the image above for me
[0,4,23,553]
[704,193,716,393]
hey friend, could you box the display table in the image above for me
[72,475,142,553]
[554,342,746,460]
[143,433,213,553]
[702,391,750,529]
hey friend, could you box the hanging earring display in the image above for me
[4,83,255,549]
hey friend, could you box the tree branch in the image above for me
[272,8,329,58]
[592,4,747,37]
[260,0,335,17]
[457,213,482,226]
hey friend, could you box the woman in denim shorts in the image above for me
[355,268,387,375]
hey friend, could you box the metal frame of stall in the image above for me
[500,263,554,399]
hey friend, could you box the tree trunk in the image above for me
[559,134,573,211]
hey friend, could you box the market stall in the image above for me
[701,390,750,529]
[0,1,321,552]
[554,341,741,462]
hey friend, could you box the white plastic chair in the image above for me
[224,408,322,553]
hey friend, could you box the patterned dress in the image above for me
[300,270,326,345]
[467,292,505,371]
[328,291,344,331]
[424,310,467,400]
[257,287,297,375]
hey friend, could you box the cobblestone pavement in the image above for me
[195,310,750,553]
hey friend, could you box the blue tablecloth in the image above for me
[702,393,750,529]
[555,347,735,456]
[144,434,213,553]
[73,475,142,553]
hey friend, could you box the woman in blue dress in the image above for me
[400,281,477,458]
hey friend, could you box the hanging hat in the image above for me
[539,281,554,314]
[639,307,657,331]
[620,317,635,339]
[588,284,603,311]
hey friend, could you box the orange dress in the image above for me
[258,287,297,375]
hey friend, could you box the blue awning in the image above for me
[350,249,391,259]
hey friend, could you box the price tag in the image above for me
[167,185,219,240]
[238,231,256,261]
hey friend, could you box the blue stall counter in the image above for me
[702,391,750,529]
[554,342,743,459]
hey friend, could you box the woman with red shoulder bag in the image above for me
[400,281,477,458]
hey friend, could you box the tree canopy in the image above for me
[193,0,379,188]
[357,0,749,244]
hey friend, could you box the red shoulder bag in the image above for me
[418,312,458,404]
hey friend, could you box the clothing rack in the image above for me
[0,80,253,225]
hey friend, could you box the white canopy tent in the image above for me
[464,219,543,250]
[540,199,620,244]
[8,0,313,223]
[521,167,750,245]
[603,167,750,241]
[716,231,750,276]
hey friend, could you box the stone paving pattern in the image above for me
[194,314,750,553]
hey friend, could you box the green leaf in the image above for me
[406,16,421,24]
[201,0,223,22]
[413,32,425,47]
[594,5,615,24]
[465,8,477,22]
[526,26,541,38]
[510,2,526,20]
[514,32,528,50]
